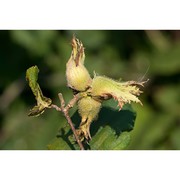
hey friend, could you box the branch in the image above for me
[51,93,84,150]
[58,93,84,150]
[50,104,61,111]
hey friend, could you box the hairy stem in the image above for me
[54,93,84,150]
[50,104,62,111]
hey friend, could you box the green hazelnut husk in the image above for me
[76,96,102,141]
[90,75,147,110]
[66,36,92,92]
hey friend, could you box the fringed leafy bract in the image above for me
[91,76,147,110]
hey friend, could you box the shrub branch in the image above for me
[51,93,84,150]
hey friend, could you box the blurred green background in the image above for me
[0,30,179,150]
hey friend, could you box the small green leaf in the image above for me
[26,66,52,116]
[26,65,39,96]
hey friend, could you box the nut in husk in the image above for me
[76,96,102,141]
[66,35,92,92]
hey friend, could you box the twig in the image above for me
[50,104,62,111]
[65,94,81,111]
[58,93,84,150]
[51,93,84,150]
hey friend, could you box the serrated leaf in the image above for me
[52,99,136,150]
[90,126,131,150]
[90,100,135,150]
[26,66,52,116]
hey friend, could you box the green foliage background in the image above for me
[0,30,179,150]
